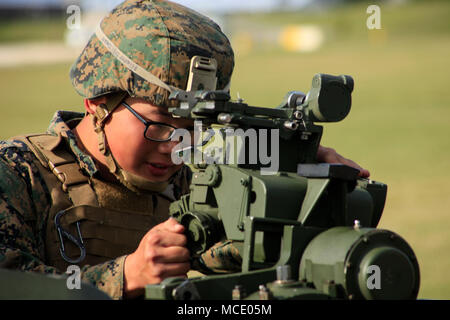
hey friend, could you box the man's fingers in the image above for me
[162,217,185,233]
[167,217,184,229]
[146,229,187,247]
[152,217,184,234]
[152,261,191,281]
[156,246,190,263]
[317,145,371,178]
[358,168,371,178]
[160,232,187,247]
[145,246,190,281]
[341,157,370,178]
[335,153,371,179]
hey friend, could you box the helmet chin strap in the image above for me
[91,92,169,194]
[119,169,169,193]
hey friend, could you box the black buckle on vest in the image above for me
[54,210,86,265]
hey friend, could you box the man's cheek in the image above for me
[171,164,184,175]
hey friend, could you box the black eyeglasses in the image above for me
[121,101,180,142]
[122,101,215,147]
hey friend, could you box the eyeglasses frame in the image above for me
[121,101,179,142]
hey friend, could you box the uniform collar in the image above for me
[46,110,99,177]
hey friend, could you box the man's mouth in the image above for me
[147,162,171,176]
[151,163,169,168]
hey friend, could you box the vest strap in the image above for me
[15,134,99,206]
[11,133,190,272]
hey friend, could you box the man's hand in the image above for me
[317,145,370,178]
[123,218,190,298]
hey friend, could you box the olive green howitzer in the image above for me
[145,74,420,300]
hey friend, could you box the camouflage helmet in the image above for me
[70,0,234,108]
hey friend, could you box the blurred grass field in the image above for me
[0,17,66,44]
[1,0,449,299]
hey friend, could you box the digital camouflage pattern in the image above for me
[70,0,234,108]
[1,0,240,299]
[0,111,243,298]
[0,111,125,298]
[194,240,242,274]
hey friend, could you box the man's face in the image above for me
[103,97,194,182]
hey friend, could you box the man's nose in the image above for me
[157,139,180,155]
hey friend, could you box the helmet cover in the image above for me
[70,0,234,108]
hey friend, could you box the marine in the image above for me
[0,0,369,299]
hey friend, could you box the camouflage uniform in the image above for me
[0,111,137,299]
[0,0,241,299]
[0,111,241,299]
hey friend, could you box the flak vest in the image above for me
[15,133,191,271]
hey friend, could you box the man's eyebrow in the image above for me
[142,109,173,120]
[150,109,171,117]
[145,109,194,129]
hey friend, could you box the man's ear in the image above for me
[84,97,107,115]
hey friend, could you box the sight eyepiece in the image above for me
[301,73,354,122]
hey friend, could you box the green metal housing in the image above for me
[145,74,421,300]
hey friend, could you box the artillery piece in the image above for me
[145,72,420,300]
